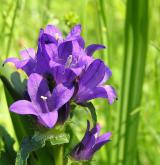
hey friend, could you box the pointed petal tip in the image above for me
[106,86,117,104]
[85,44,106,56]
[10,100,37,116]
[38,111,58,128]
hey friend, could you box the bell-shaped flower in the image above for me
[9,73,74,128]
[71,121,111,160]
[74,59,117,104]
[3,48,36,76]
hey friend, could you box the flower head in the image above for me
[9,73,74,128]
[74,59,117,104]
[3,25,106,85]
[71,121,111,160]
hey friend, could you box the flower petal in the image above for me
[81,121,91,146]
[85,44,105,56]
[45,43,58,60]
[66,24,82,39]
[52,65,76,84]
[92,132,111,153]
[3,57,36,76]
[44,24,63,42]
[27,73,51,105]
[10,100,37,115]
[91,124,101,135]
[102,85,117,104]
[79,59,106,89]
[100,66,112,84]
[75,85,117,104]
[3,57,20,67]
[50,83,74,110]
[58,41,73,63]
[58,102,70,123]
[38,111,58,128]
[20,48,35,59]
[66,24,85,49]
[96,132,111,144]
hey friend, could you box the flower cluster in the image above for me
[4,24,116,161]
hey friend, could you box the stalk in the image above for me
[81,0,88,40]
[53,145,64,165]
[6,0,19,58]
[115,0,149,164]
[98,0,111,65]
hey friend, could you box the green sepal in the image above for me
[67,156,92,165]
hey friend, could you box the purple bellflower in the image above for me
[3,48,36,76]
[71,121,111,160]
[3,25,105,85]
[74,59,117,104]
[4,24,117,127]
[9,73,74,128]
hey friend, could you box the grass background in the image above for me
[0,0,160,164]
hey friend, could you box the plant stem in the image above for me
[53,145,64,165]
[6,0,19,58]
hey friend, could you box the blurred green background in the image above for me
[0,0,160,164]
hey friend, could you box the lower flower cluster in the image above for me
[4,24,117,161]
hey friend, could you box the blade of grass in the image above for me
[115,0,149,165]
[97,0,111,64]
[80,0,88,40]
[6,0,20,58]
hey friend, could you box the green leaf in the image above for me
[0,126,16,164]
[15,132,70,165]
[0,63,27,100]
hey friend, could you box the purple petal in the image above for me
[70,67,84,76]
[85,44,105,56]
[81,121,91,146]
[45,43,58,60]
[58,41,73,63]
[20,48,35,59]
[58,102,70,123]
[77,53,94,68]
[3,57,20,66]
[27,73,51,105]
[102,85,117,104]
[91,124,101,135]
[41,33,57,44]
[44,24,63,42]
[3,57,36,76]
[21,59,36,75]
[92,132,111,153]
[100,66,112,84]
[96,132,111,144]
[66,24,82,39]
[66,25,85,49]
[79,59,106,89]
[35,34,57,75]
[80,121,96,150]
[38,111,58,128]
[10,100,37,115]
[52,65,77,84]
[49,60,61,68]
[75,36,85,49]
[76,85,117,104]
[51,84,74,110]
[34,49,50,75]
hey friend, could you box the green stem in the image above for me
[53,145,64,165]
[6,0,19,58]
